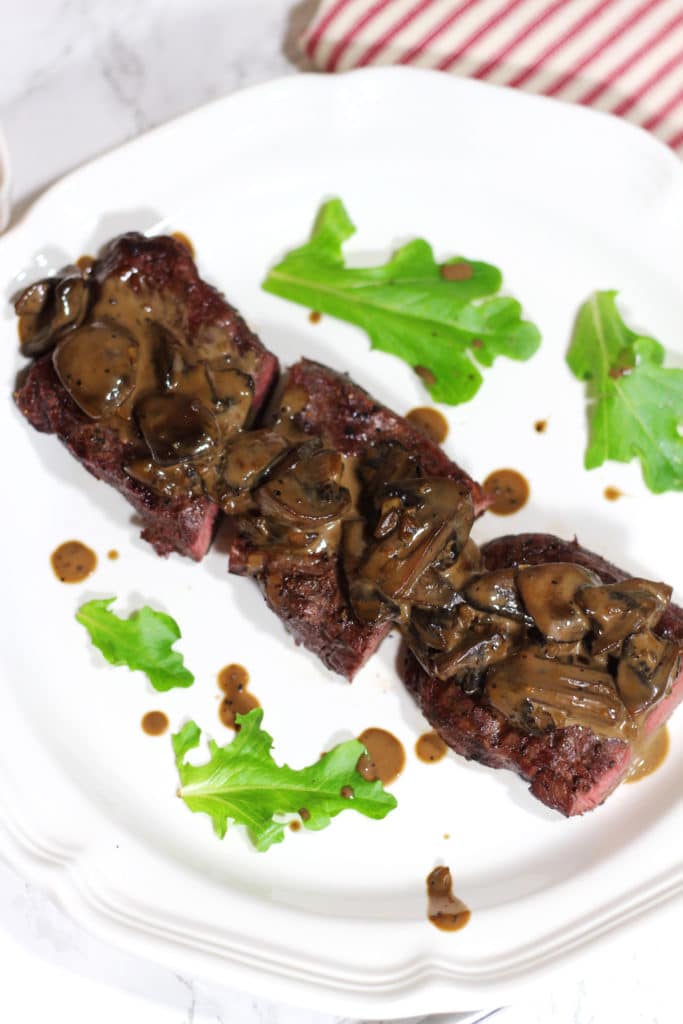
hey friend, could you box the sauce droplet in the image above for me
[414,364,436,389]
[171,231,195,256]
[356,728,406,785]
[426,866,471,932]
[50,540,97,583]
[534,419,547,433]
[625,726,669,783]
[308,310,322,324]
[340,785,354,799]
[482,469,529,516]
[406,407,449,445]
[107,549,119,560]
[141,710,169,736]
[289,820,301,832]
[217,664,259,730]
[604,486,623,502]
[415,731,448,763]
[441,261,473,282]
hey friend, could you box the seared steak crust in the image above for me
[229,359,483,679]
[402,533,683,816]
[14,234,279,560]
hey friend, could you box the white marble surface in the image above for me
[0,2,680,1022]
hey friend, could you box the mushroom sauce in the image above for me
[18,250,679,771]
[13,248,263,510]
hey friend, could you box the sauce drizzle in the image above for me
[141,710,169,736]
[482,469,529,516]
[356,728,405,785]
[625,726,669,783]
[217,663,259,730]
[415,731,448,763]
[406,407,449,445]
[50,540,97,583]
[426,866,471,932]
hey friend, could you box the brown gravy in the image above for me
[482,468,529,515]
[107,549,119,560]
[171,231,194,256]
[534,419,547,433]
[308,310,322,324]
[625,726,670,783]
[50,540,97,583]
[141,710,169,736]
[604,486,624,502]
[426,866,471,932]
[441,261,473,282]
[415,731,448,763]
[414,364,436,389]
[406,407,449,444]
[217,663,259,729]
[356,728,405,785]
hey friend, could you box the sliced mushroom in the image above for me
[616,631,679,716]
[405,539,482,611]
[358,441,420,498]
[577,579,672,655]
[351,478,473,621]
[464,567,528,622]
[485,652,629,738]
[431,611,522,684]
[208,367,254,436]
[221,430,289,492]
[15,267,91,358]
[517,563,599,641]
[257,442,351,524]
[53,322,139,418]
[135,392,219,464]
[151,324,184,391]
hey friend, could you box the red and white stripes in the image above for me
[302,0,683,154]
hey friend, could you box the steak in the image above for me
[229,359,485,679]
[14,233,279,559]
[402,533,683,816]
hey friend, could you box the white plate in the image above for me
[1,69,682,1018]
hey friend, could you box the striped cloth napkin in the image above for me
[301,0,683,154]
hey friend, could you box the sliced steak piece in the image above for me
[229,359,484,680]
[14,233,279,560]
[402,533,683,816]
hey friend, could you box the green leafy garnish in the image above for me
[568,291,683,493]
[173,709,397,851]
[262,198,540,405]
[76,598,194,691]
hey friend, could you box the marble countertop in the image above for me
[0,2,678,1022]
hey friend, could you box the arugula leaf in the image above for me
[173,709,397,851]
[263,198,540,405]
[76,598,194,691]
[568,291,683,493]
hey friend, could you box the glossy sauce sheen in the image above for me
[141,710,169,736]
[426,866,471,932]
[218,664,259,729]
[356,728,405,784]
[415,731,448,763]
[50,541,97,583]
[170,231,194,256]
[482,469,530,515]
[405,407,449,444]
[625,726,669,783]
